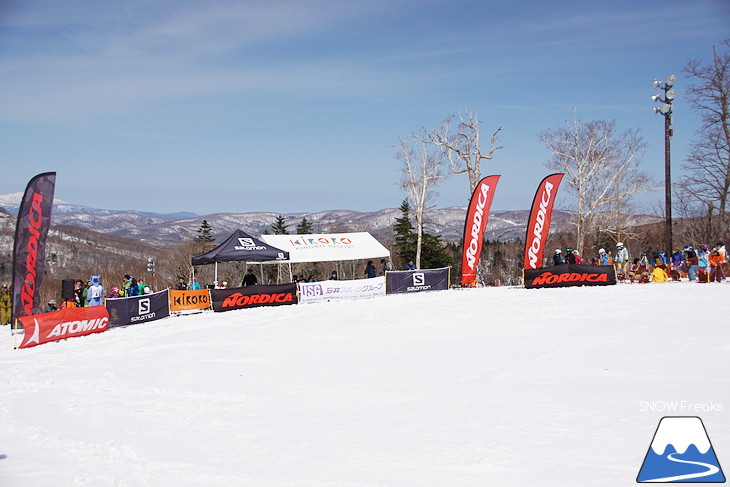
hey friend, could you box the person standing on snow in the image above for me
[615,242,629,277]
[0,283,12,325]
[598,248,609,266]
[364,260,377,278]
[553,249,564,266]
[86,276,105,306]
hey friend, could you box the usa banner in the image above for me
[17,305,109,349]
[523,173,564,270]
[12,172,56,324]
[461,175,500,287]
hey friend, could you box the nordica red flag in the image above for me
[12,172,56,323]
[461,175,500,286]
[523,173,563,270]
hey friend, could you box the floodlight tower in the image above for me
[651,74,676,256]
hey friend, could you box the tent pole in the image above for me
[214,262,218,286]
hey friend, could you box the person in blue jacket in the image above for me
[364,261,377,278]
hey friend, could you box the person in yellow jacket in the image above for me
[651,264,669,283]
[0,283,12,325]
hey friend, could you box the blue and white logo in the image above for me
[637,416,725,483]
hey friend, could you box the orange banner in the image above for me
[18,305,109,349]
[169,289,211,312]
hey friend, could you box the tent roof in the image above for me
[258,232,390,263]
[192,229,289,265]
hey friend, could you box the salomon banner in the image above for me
[524,264,616,289]
[17,305,109,349]
[461,175,500,286]
[386,268,450,294]
[105,289,170,328]
[299,277,385,304]
[212,283,298,312]
[169,289,211,312]
[12,172,56,324]
[523,173,564,270]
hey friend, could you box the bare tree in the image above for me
[538,111,650,253]
[680,39,730,231]
[394,132,447,268]
[420,109,504,195]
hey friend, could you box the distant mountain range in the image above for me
[1,192,657,248]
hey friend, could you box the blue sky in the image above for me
[1,0,728,216]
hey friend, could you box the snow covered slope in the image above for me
[1,282,728,486]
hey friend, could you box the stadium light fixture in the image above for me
[651,74,676,256]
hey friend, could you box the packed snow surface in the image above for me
[1,282,728,486]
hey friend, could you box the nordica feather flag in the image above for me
[12,172,56,323]
[461,175,500,286]
[523,173,563,270]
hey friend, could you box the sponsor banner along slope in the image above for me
[386,268,450,294]
[212,283,298,312]
[106,289,170,328]
[169,289,211,312]
[461,175,500,287]
[17,305,109,349]
[523,173,564,270]
[299,277,384,304]
[12,172,56,323]
[524,264,616,289]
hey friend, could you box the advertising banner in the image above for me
[386,268,450,294]
[105,289,170,328]
[12,172,56,323]
[523,264,616,289]
[523,173,564,270]
[169,289,211,312]
[211,283,298,312]
[17,305,109,349]
[298,277,385,304]
[461,175,500,286]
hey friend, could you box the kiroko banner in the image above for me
[461,175,500,287]
[523,173,564,270]
[299,277,384,304]
[105,289,170,328]
[523,264,616,289]
[169,289,211,312]
[211,283,298,312]
[386,268,450,294]
[12,172,56,323]
[17,305,109,349]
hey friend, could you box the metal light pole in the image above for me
[652,74,676,256]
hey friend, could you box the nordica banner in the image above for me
[386,268,450,294]
[17,305,109,349]
[299,277,385,304]
[106,289,170,328]
[523,173,564,270]
[212,283,298,312]
[461,175,500,286]
[12,172,56,323]
[524,264,616,289]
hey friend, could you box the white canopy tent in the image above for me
[257,232,391,282]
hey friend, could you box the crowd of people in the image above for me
[551,241,727,283]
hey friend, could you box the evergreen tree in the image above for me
[296,217,313,234]
[271,215,289,235]
[419,233,454,269]
[194,220,214,244]
[393,200,417,264]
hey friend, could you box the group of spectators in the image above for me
[552,241,727,283]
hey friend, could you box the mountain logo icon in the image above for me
[637,416,725,483]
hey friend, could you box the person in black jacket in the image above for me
[552,249,564,266]
[242,269,258,286]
